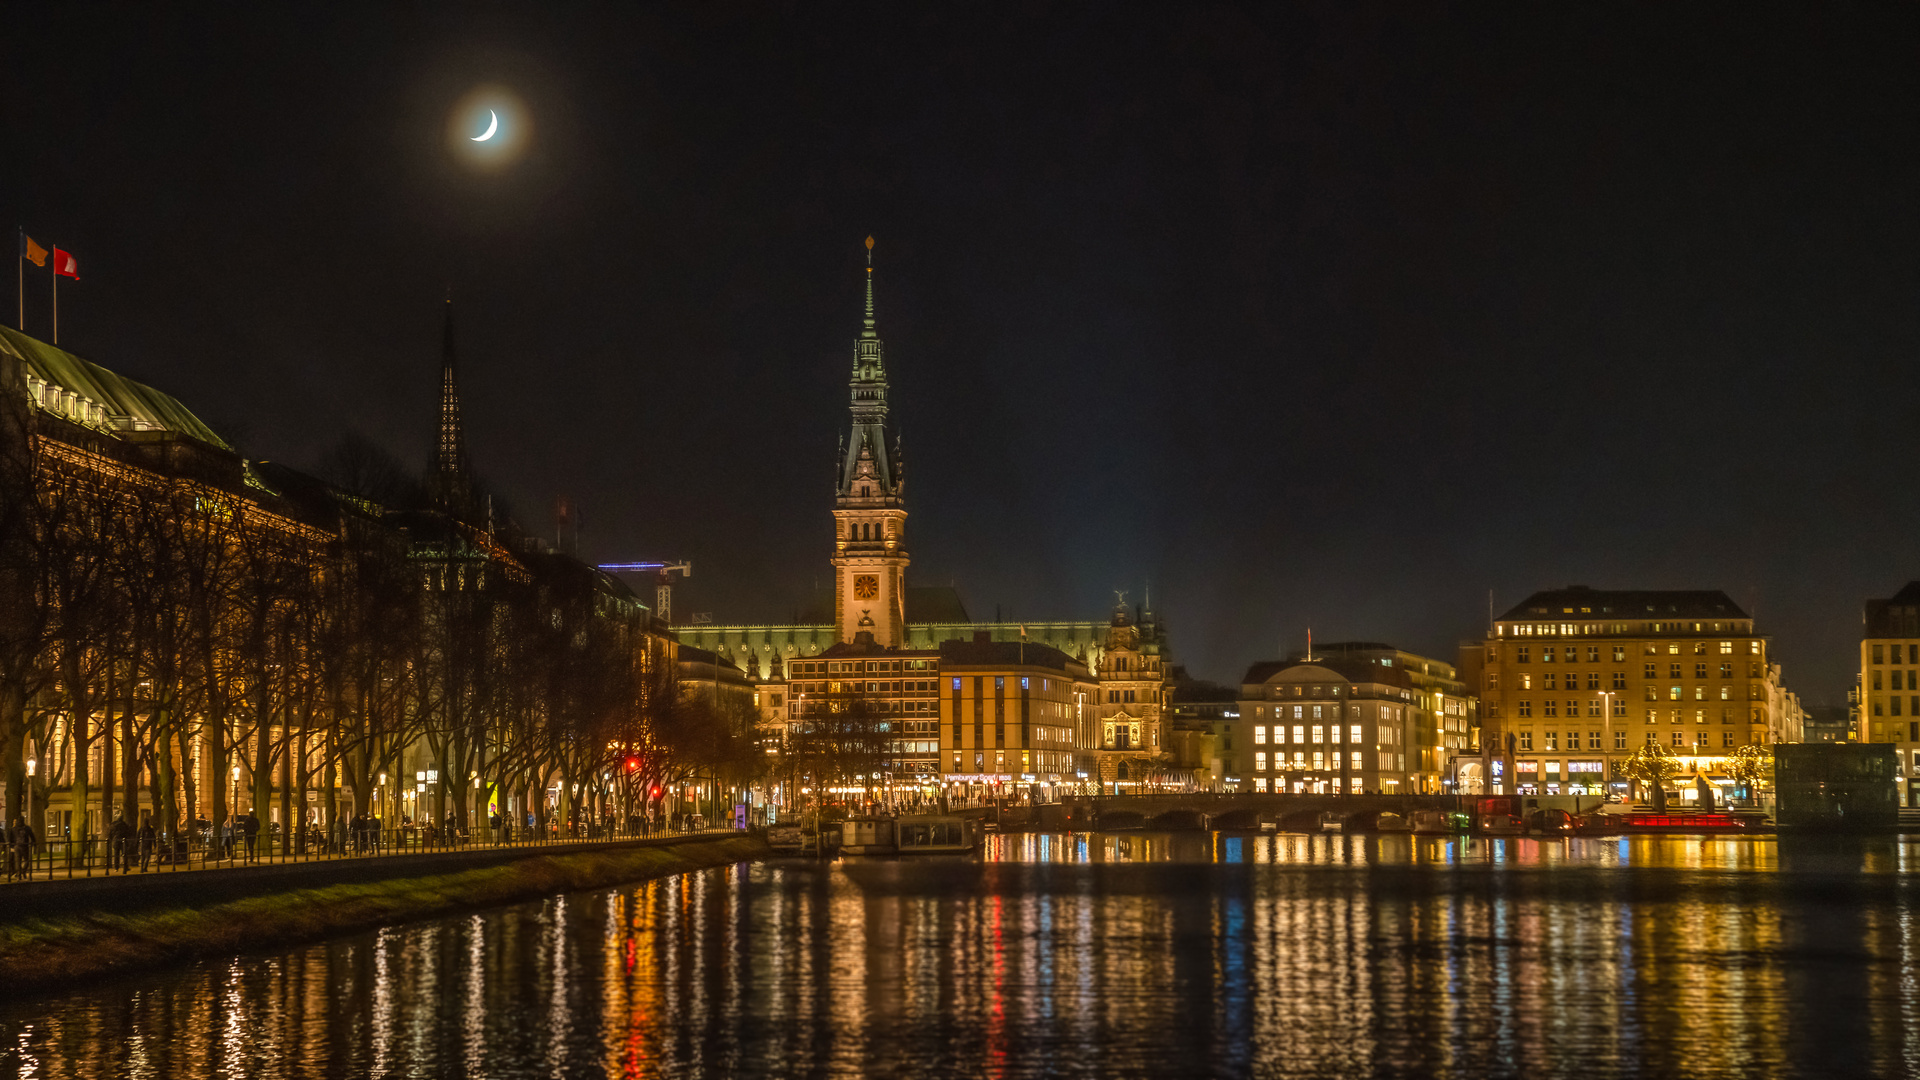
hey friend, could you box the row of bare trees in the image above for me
[0,423,762,852]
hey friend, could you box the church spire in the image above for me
[837,237,899,500]
[433,297,473,516]
[830,238,909,647]
[861,234,877,340]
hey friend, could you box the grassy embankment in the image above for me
[0,834,766,998]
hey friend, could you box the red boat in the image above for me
[1616,811,1769,833]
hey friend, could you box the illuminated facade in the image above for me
[0,317,671,843]
[1472,587,1785,797]
[1090,602,1177,787]
[831,244,909,647]
[937,636,1094,785]
[785,638,943,777]
[1858,582,1920,802]
[1235,651,1450,794]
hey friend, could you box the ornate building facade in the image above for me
[680,243,1178,792]
[830,239,910,647]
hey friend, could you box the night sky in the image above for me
[5,6,1918,698]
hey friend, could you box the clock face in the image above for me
[854,574,879,600]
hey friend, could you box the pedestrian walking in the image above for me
[241,810,261,864]
[9,816,38,881]
[137,819,156,872]
[107,815,131,872]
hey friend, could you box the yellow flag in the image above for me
[20,234,47,267]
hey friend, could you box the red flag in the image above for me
[52,249,78,280]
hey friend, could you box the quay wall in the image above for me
[0,833,766,999]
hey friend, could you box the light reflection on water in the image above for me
[5,833,1920,1079]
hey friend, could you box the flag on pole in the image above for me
[52,249,78,280]
[19,233,47,267]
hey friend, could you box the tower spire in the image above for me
[433,298,473,516]
[861,235,877,339]
[832,237,908,646]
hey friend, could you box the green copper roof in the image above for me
[0,324,231,449]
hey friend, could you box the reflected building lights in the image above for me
[9,835,1920,1077]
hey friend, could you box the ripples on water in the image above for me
[7,833,1920,1079]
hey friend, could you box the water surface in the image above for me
[7,832,1920,1079]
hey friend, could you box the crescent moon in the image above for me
[471,110,498,142]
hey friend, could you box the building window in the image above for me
[1671,731,1685,748]
[1254,726,1267,745]
[1543,647,1556,663]
[1613,699,1627,717]
[1255,752,1268,772]
[1614,730,1627,750]
[1644,663,1657,679]
[1312,726,1325,744]
[1896,698,1905,717]
[1724,731,1736,748]
[1545,731,1558,751]
[1874,644,1886,665]
[1670,686,1682,701]
[1518,700,1533,718]
[952,678,961,690]
[1293,725,1304,742]
[1612,672,1627,690]
[1612,646,1626,662]
[1520,731,1533,751]
[1545,701,1558,717]
[1588,731,1601,750]
[1517,647,1530,663]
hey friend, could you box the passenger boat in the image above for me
[1616,811,1769,833]
[840,816,897,856]
[1526,808,1576,836]
[1410,809,1468,835]
[767,823,813,855]
[1374,811,1413,833]
[1477,813,1526,836]
[893,814,982,855]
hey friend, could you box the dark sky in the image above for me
[6,5,1918,698]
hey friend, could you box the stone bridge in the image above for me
[969,792,1579,832]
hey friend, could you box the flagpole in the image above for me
[51,257,57,345]
[15,230,21,332]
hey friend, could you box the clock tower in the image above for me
[832,237,909,646]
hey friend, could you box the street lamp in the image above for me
[24,757,35,842]
[1598,691,1616,798]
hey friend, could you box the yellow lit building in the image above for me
[938,634,1094,791]
[1475,587,1783,797]
[1859,582,1920,803]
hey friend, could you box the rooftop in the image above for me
[1238,658,1417,691]
[1,325,229,448]
[1499,587,1749,622]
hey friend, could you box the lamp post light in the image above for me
[25,757,35,861]
[1598,691,1617,799]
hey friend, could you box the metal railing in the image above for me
[0,817,741,885]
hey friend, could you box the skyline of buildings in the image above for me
[4,245,1914,819]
